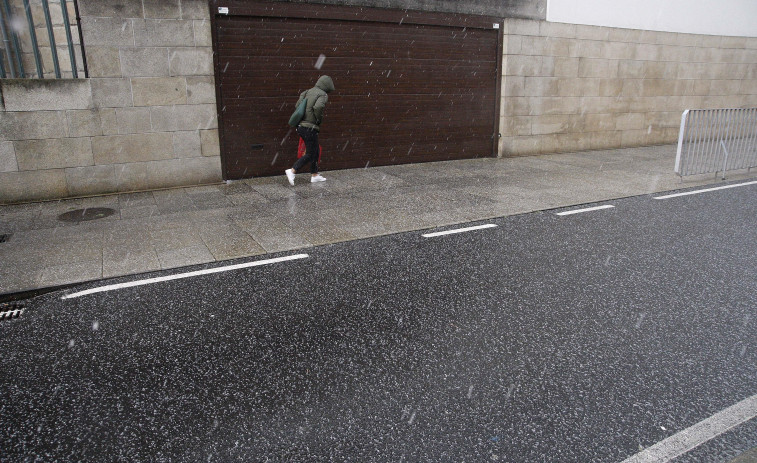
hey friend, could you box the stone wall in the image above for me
[0,0,221,204]
[499,19,757,156]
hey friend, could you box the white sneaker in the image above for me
[311,175,327,183]
[285,169,295,186]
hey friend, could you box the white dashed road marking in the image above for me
[555,204,615,216]
[62,254,309,300]
[620,393,757,463]
[653,180,757,200]
[422,224,497,238]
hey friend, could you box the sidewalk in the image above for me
[1,144,754,297]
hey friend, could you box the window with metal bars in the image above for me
[0,0,87,79]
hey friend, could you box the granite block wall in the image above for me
[0,0,220,204]
[499,19,757,156]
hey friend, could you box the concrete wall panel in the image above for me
[0,170,68,203]
[186,77,216,104]
[115,107,153,134]
[173,131,203,158]
[0,111,68,142]
[114,157,222,191]
[143,0,181,19]
[134,19,195,47]
[78,0,143,18]
[200,129,221,157]
[132,78,188,106]
[15,138,94,171]
[87,47,123,78]
[120,48,170,77]
[81,17,135,47]
[0,142,18,173]
[168,48,214,76]
[91,78,134,108]
[65,165,118,196]
[92,133,175,164]
[67,110,104,138]
[0,79,93,112]
[181,0,211,20]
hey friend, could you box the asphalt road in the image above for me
[1,181,756,462]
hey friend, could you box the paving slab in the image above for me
[156,245,216,269]
[118,191,157,208]
[234,216,312,254]
[102,242,161,279]
[39,260,103,287]
[119,204,161,220]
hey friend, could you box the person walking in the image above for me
[285,75,335,185]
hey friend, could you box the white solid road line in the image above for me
[61,254,310,300]
[620,393,757,463]
[555,204,615,216]
[422,224,497,238]
[653,180,757,200]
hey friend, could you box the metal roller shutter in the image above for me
[212,3,501,179]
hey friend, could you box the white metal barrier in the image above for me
[675,108,757,179]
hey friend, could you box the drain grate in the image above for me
[58,207,116,223]
[0,303,25,321]
[0,234,10,243]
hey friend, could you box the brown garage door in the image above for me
[212,3,501,179]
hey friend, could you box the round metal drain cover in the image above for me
[58,207,116,223]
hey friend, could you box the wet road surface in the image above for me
[1,181,756,462]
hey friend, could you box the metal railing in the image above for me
[0,0,86,79]
[675,108,757,180]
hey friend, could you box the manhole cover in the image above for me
[58,207,116,223]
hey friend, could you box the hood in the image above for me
[315,75,335,93]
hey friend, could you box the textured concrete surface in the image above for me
[0,184,755,461]
[1,144,756,296]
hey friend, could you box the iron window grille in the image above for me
[0,0,87,79]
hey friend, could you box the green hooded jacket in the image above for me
[295,75,335,131]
